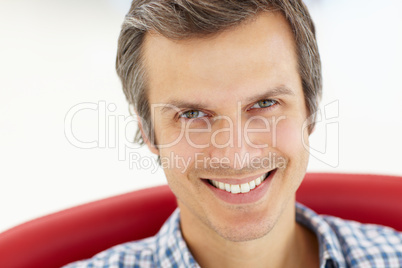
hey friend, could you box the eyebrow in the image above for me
[245,85,295,103]
[159,85,295,114]
[159,101,212,114]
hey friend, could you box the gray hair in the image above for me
[116,0,322,145]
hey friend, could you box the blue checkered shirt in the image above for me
[63,203,402,268]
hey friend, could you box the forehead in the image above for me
[142,11,301,105]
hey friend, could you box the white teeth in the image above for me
[240,183,250,193]
[231,185,240,194]
[225,183,231,192]
[209,172,270,194]
[218,182,225,190]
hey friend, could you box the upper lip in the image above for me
[201,170,273,185]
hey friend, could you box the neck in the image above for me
[179,199,319,268]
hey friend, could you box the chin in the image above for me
[212,218,276,242]
[208,209,278,242]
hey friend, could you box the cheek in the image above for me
[273,117,307,157]
[155,118,212,150]
[157,131,201,175]
[155,122,185,147]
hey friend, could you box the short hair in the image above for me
[116,0,322,145]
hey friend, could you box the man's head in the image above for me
[116,0,321,145]
[116,0,321,242]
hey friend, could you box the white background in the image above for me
[1,0,401,233]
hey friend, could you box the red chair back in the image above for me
[0,173,401,268]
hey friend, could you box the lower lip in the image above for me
[202,170,276,205]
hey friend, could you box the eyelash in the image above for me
[178,99,278,120]
[178,110,209,120]
[248,99,278,111]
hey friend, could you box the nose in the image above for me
[207,115,267,170]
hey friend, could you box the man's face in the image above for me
[142,12,310,242]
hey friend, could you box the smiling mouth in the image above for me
[208,171,272,194]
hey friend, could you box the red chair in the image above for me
[0,173,401,268]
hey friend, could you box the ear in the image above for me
[308,98,321,135]
[305,103,318,135]
[137,115,159,156]
[309,122,316,135]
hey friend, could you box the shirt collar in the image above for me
[156,204,347,268]
[296,202,347,268]
[155,208,200,268]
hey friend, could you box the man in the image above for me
[65,0,402,267]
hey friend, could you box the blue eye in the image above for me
[250,99,277,109]
[179,110,207,119]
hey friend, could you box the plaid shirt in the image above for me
[63,203,402,268]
